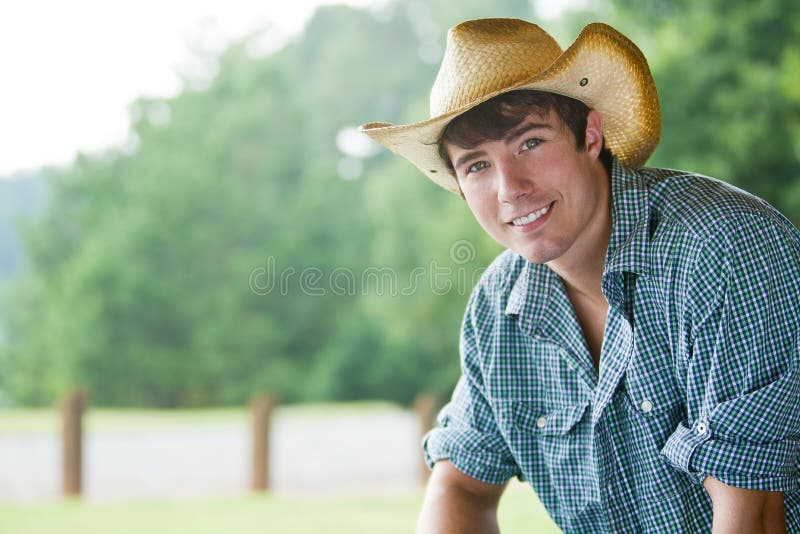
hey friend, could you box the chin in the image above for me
[514,248,551,265]
[526,254,554,265]
[515,242,568,265]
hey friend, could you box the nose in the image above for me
[496,158,532,203]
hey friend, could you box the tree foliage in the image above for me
[1,0,797,406]
[613,0,800,219]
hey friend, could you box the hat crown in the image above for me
[429,19,563,117]
[361,20,661,194]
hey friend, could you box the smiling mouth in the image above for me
[511,203,553,226]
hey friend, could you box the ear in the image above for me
[584,109,604,159]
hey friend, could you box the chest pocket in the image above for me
[622,363,693,503]
[510,401,594,517]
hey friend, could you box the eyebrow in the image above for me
[453,149,488,171]
[506,121,554,142]
[452,121,555,171]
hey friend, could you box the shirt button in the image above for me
[696,422,708,435]
[640,399,653,413]
[536,416,547,429]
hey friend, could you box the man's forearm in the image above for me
[416,483,501,533]
[704,475,787,534]
[416,461,506,534]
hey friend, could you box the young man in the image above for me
[362,19,799,533]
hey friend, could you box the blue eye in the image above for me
[467,161,489,174]
[522,138,542,150]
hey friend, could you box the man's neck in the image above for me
[547,165,612,303]
[548,162,612,369]
[551,254,607,305]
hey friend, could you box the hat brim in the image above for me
[361,23,660,194]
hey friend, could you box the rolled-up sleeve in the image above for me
[662,213,800,491]
[423,290,520,485]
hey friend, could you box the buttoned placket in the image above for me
[592,271,636,426]
[590,269,639,528]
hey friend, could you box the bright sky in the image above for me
[0,0,380,178]
[0,0,578,178]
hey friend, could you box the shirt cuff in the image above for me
[661,420,799,491]
[423,427,519,485]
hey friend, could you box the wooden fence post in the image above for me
[250,393,276,492]
[61,389,87,498]
[413,393,439,485]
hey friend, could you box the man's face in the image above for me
[446,109,610,266]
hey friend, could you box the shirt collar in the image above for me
[505,260,599,384]
[603,159,651,277]
[504,260,575,338]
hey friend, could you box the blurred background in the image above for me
[0,0,797,532]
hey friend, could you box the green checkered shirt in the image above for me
[424,161,800,532]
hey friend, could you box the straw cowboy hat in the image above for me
[360,18,661,194]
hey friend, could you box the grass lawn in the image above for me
[0,482,560,534]
[0,404,561,533]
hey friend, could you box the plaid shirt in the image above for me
[424,161,800,533]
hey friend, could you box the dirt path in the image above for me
[0,407,423,503]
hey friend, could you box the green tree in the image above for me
[611,0,800,221]
[12,0,793,408]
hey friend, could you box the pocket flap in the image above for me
[513,401,589,436]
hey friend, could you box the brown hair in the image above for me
[437,90,613,177]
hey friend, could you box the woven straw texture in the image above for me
[361,19,661,193]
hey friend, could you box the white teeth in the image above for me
[513,204,551,226]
